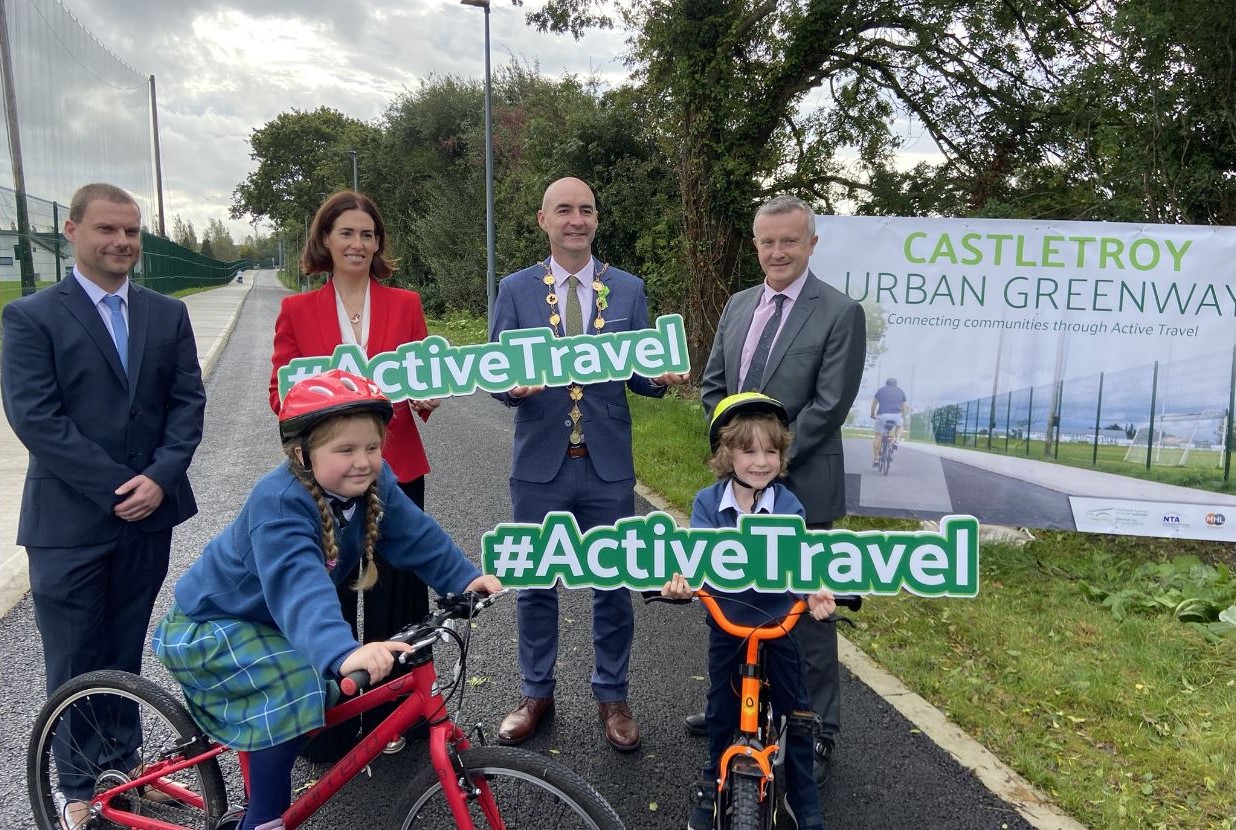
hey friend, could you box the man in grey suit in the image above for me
[489,176,688,752]
[699,194,866,783]
[2,183,206,826]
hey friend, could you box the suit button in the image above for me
[564,420,571,426]
[130,409,139,419]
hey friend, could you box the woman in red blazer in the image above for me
[269,191,438,757]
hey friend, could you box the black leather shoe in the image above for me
[683,711,707,736]
[813,734,835,785]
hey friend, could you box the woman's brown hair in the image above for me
[300,190,396,280]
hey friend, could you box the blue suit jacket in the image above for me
[2,276,206,546]
[490,258,665,484]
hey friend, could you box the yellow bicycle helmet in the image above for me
[709,392,789,451]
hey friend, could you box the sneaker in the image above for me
[871,460,879,469]
[687,779,716,830]
[383,737,407,754]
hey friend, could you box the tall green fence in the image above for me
[138,233,249,294]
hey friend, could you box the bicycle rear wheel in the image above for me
[28,669,227,830]
[879,438,892,475]
[391,745,624,829]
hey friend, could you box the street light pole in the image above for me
[462,0,496,323]
[347,149,358,192]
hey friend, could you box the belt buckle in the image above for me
[567,444,588,459]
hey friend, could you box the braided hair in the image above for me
[283,412,386,591]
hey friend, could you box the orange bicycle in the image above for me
[27,591,625,830]
[652,590,861,830]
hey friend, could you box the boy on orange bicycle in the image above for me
[149,370,500,830]
[662,392,836,830]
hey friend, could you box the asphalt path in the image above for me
[843,441,1073,529]
[0,271,1035,829]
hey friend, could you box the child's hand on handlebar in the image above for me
[661,572,693,600]
[806,588,837,621]
[340,641,415,683]
[466,574,503,595]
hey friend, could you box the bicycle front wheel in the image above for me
[725,768,767,830]
[391,745,624,829]
[28,669,227,830]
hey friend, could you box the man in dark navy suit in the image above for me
[2,183,206,825]
[489,177,687,752]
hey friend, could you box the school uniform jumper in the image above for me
[153,462,480,750]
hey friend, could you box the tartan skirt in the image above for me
[152,605,327,751]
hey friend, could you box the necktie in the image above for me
[103,294,129,375]
[742,294,786,392]
[564,274,583,336]
[329,495,360,528]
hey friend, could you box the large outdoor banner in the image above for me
[810,216,1236,542]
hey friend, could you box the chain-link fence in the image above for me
[924,349,1236,488]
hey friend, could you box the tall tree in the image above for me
[231,107,382,228]
[171,215,198,252]
[202,218,238,261]
[527,0,1097,368]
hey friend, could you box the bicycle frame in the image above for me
[86,627,491,829]
[696,590,807,802]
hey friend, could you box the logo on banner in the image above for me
[1206,513,1227,527]
[482,512,981,598]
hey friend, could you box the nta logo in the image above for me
[1162,514,1182,525]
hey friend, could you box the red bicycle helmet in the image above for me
[278,369,394,442]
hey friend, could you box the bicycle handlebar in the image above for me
[339,589,509,695]
[645,590,861,639]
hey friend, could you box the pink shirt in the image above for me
[738,270,809,389]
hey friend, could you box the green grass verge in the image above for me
[1,280,54,309]
[426,313,489,345]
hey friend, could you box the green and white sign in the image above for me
[482,511,980,597]
[275,314,689,401]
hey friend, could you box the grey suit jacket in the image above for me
[701,272,865,523]
[2,276,206,547]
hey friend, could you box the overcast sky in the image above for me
[60,0,630,239]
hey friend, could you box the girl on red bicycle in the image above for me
[662,392,835,830]
[151,370,500,830]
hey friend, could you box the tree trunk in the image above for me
[677,151,748,376]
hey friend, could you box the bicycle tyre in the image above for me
[880,439,892,475]
[726,769,766,830]
[390,745,625,829]
[28,669,227,830]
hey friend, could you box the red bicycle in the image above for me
[28,591,624,829]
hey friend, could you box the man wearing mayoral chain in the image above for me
[489,176,688,752]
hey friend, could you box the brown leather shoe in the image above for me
[497,696,554,745]
[598,701,641,751]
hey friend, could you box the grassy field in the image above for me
[432,313,1235,826]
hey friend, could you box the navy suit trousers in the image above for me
[28,524,173,799]
[510,456,635,702]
